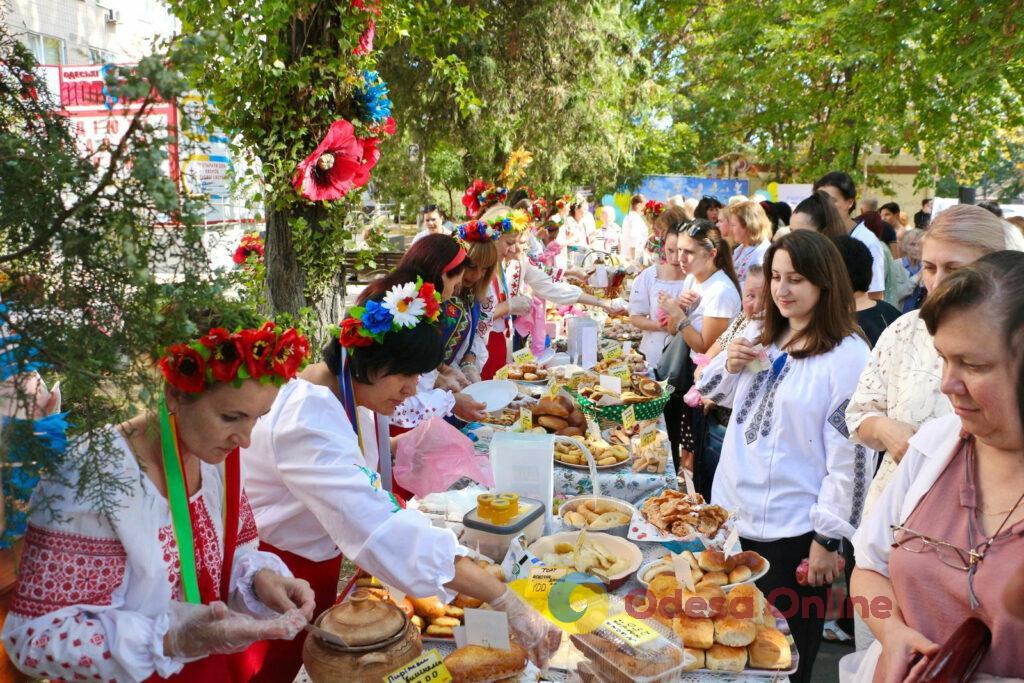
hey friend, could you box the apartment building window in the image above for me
[88,47,116,64]
[24,33,66,65]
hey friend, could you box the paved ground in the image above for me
[814,640,852,682]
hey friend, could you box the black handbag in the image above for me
[654,331,691,390]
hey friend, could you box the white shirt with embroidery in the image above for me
[391,372,457,428]
[489,259,582,334]
[731,240,770,286]
[697,324,875,542]
[2,428,287,682]
[627,265,690,366]
[243,379,469,600]
[845,310,952,513]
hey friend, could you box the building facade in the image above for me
[4,0,176,65]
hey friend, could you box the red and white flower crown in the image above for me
[336,277,442,349]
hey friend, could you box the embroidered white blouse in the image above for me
[845,310,951,513]
[243,379,470,601]
[489,259,582,334]
[391,373,457,429]
[697,324,875,541]
[731,240,770,286]
[627,265,689,366]
[2,428,287,682]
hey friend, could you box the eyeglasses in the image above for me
[890,524,985,608]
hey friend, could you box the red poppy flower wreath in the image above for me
[232,233,265,265]
[292,120,380,202]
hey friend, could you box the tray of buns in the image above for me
[637,549,770,590]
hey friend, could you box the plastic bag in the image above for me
[393,417,494,497]
[513,296,548,356]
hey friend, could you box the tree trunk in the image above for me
[265,207,307,316]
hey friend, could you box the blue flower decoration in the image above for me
[362,300,394,335]
[357,70,392,125]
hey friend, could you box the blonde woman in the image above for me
[727,200,773,285]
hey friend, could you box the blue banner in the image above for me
[635,175,749,204]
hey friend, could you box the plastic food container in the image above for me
[568,603,689,683]
[462,496,545,562]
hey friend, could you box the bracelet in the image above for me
[813,532,841,552]
[675,317,691,334]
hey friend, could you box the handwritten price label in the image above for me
[495,365,510,380]
[520,407,533,431]
[512,348,535,364]
[546,380,561,399]
[639,423,659,450]
[602,613,660,647]
[602,345,623,361]
[609,363,630,382]
[386,649,452,683]
[621,405,637,431]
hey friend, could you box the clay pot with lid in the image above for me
[303,588,422,682]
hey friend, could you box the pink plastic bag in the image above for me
[393,418,494,498]
[513,296,548,356]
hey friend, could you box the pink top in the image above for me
[889,438,1024,676]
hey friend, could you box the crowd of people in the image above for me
[3,170,1024,683]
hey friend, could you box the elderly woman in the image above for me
[726,200,773,285]
[847,251,1024,681]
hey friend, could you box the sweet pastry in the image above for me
[726,584,765,621]
[535,397,569,418]
[705,644,747,672]
[682,647,705,672]
[728,565,752,584]
[747,626,792,670]
[409,596,446,620]
[672,615,713,649]
[713,616,758,647]
[443,643,528,682]
[697,549,729,573]
[453,593,483,609]
[425,624,454,637]
[570,633,684,683]
[698,571,728,587]
[537,415,569,431]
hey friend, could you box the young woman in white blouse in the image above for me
[727,200,773,286]
[697,230,873,683]
[658,220,742,467]
[627,213,689,366]
[241,276,560,681]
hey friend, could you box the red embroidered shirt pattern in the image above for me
[159,496,222,601]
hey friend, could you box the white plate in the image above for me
[636,554,770,590]
[463,379,518,412]
[527,531,643,583]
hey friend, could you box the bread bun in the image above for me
[409,596,446,619]
[705,644,747,672]
[698,571,728,587]
[682,647,705,672]
[535,397,569,418]
[747,626,792,670]
[713,616,757,647]
[444,642,528,682]
[649,574,681,601]
[537,415,569,431]
[731,550,767,574]
[555,426,584,437]
[672,615,713,649]
[728,565,753,584]
[555,395,574,413]
[697,550,729,572]
[681,585,726,619]
[567,408,586,427]
[726,584,765,621]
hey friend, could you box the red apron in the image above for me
[231,543,344,683]
[481,330,508,380]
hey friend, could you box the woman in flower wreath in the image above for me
[482,204,626,378]
[442,222,500,384]
[240,275,562,681]
[2,316,316,682]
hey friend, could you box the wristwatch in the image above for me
[813,532,841,552]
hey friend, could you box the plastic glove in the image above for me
[163,601,306,659]
[461,364,482,384]
[489,586,562,667]
[508,295,532,316]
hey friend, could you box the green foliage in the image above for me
[0,29,246,518]
[639,0,1024,186]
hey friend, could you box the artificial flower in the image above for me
[200,328,244,383]
[418,282,441,321]
[530,197,548,222]
[233,233,265,265]
[382,282,426,328]
[371,116,397,137]
[509,209,529,233]
[357,70,392,125]
[240,324,277,379]
[159,343,207,393]
[350,0,380,14]
[339,316,374,348]
[354,19,376,55]
[292,119,380,202]
[271,328,309,378]
[462,179,488,218]
[361,300,395,335]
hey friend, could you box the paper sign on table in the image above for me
[581,327,599,369]
[464,608,511,651]
[602,613,660,647]
[670,551,696,591]
[622,405,637,430]
[623,341,632,355]
[681,467,696,495]
[723,526,741,558]
[512,348,535,364]
[599,374,622,394]
[385,649,451,683]
[546,380,561,399]
[495,365,510,380]
[519,407,533,431]
[639,423,659,450]
[602,345,623,361]
[609,363,630,382]
[453,626,467,649]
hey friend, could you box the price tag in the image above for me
[623,341,633,356]
[586,420,602,441]
[495,365,510,380]
[639,423,659,451]
[546,380,561,399]
[602,345,623,361]
[386,649,452,683]
[723,526,740,557]
[512,348,535,364]
[599,374,622,394]
[602,612,660,647]
[622,405,637,431]
[581,327,599,369]
[519,407,533,431]
[465,608,511,651]
[670,552,696,591]
[681,467,696,495]
[609,363,630,382]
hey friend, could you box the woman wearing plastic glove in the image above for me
[2,317,316,682]
[239,275,561,681]
[386,234,489,426]
[481,205,626,378]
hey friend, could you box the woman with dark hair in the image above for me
[790,190,847,239]
[627,219,689,366]
[239,277,561,681]
[833,236,903,348]
[446,225,501,384]
[697,230,873,683]
[396,233,470,297]
[658,220,742,469]
[848,251,1024,681]
[621,193,649,262]
[695,195,724,222]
